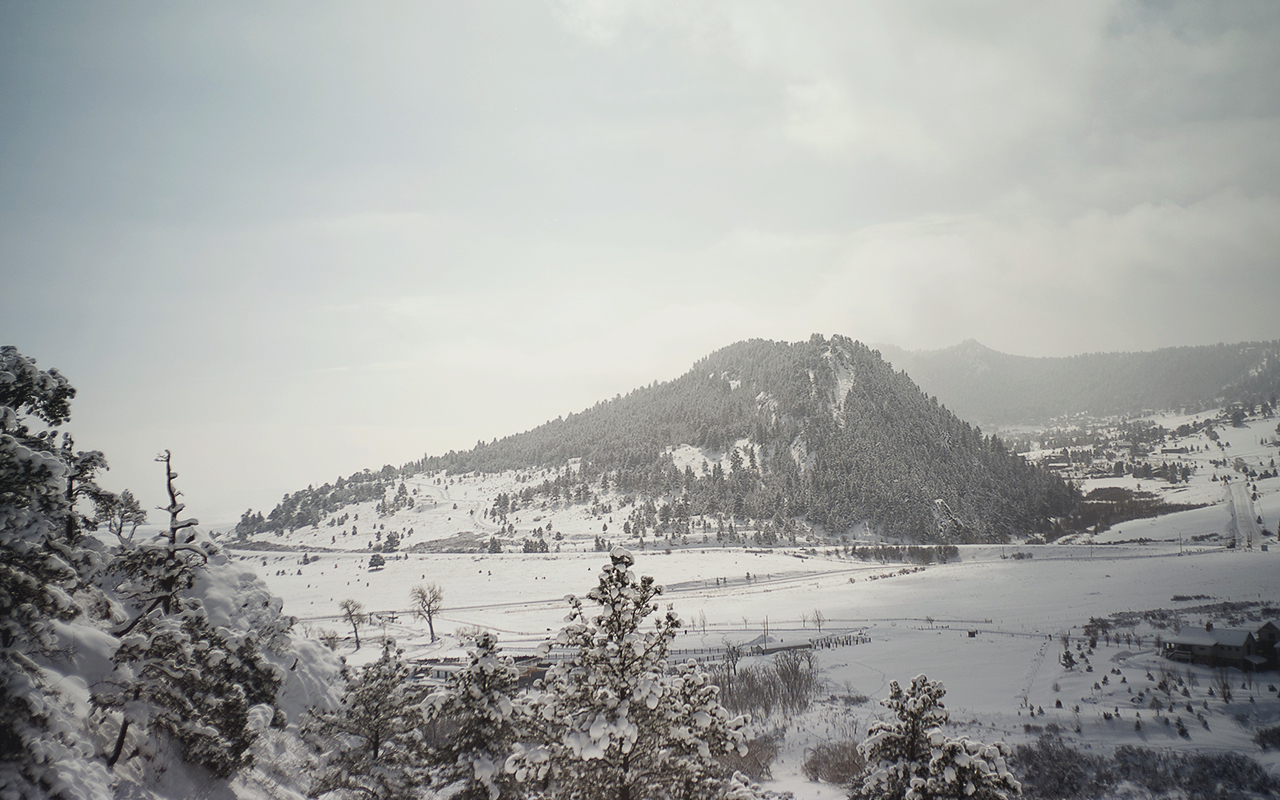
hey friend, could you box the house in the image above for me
[1256,621,1280,669]
[1162,622,1271,671]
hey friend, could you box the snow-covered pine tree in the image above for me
[106,451,213,634]
[422,630,522,800]
[93,452,284,778]
[305,639,427,800]
[94,604,283,777]
[516,546,750,800]
[852,674,1019,800]
[0,346,110,798]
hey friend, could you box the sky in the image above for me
[3,0,1279,525]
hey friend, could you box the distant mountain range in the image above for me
[877,339,1280,426]
[241,335,1077,544]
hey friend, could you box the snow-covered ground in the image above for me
[231,413,1280,797]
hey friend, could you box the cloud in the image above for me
[799,190,1280,354]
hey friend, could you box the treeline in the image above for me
[235,466,404,535]
[881,338,1280,425]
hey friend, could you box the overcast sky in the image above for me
[3,1,1279,524]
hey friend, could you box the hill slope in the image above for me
[240,335,1077,544]
[878,339,1280,425]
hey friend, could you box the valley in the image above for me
[226,410,1280,798]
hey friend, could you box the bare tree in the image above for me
[339,598,367,650]
[1212,668,1234,703]
[411,583,444,642]
[721,639,743,698]
[813,609,825,634]
[698,609,708,634]
[800,612,809,629]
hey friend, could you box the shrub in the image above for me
[718,731,781,780]
[1013,735,1108,799]
[1112,746,1277,798]
[1256,724,1280,751]
[713,651,819,719]
[802,741,864,784]
[315,628,342,651]
[1014,735,1280,800]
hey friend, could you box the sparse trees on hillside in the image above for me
[244,336,1081,545]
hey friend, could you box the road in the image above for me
[1226,479,1262,548]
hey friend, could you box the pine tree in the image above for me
[94,605,282,777]
[852,675,1019,800]
[422,631,522,799]
[94,453,284,777]
[305,639,426,800]
[0,346,106,797]
[515,546,750,800]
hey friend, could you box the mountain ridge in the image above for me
[876,338,1280,425]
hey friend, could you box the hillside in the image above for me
[878,339,1280,426]
[237,335,1077,544]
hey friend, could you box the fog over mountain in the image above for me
[878,339,1280,425]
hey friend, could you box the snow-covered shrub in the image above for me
[801,740,863,784]
[719,730,783,781]
[852,674,1019,800]
[1111,746,1277,798]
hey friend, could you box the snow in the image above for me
[133,410,1280,796]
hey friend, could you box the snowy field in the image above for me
[228,414,1280,796]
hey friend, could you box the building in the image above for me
[1162,622,1272,671]
[1255,621,1280,669]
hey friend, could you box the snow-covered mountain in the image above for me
[238,335,1076,546]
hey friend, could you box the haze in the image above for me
[3,1,1279,523]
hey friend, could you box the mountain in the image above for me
[877,339,1280,426]
[240,335,1077,544]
